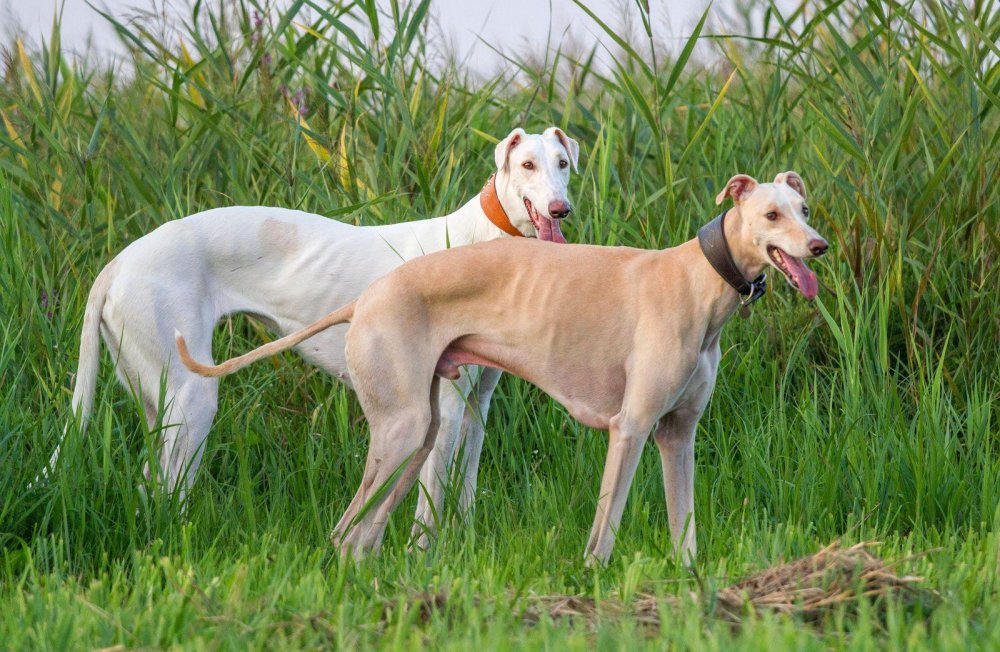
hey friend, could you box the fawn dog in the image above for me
[178,171,827,564]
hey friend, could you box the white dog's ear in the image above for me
[544,126,579,171]
[774,171,806,199]
[715,174,758,205]
[494,128,528,171]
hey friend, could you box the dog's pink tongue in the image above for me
[537,216,567,244]
[787,256,818,300]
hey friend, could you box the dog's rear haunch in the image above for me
[179,171,828,565]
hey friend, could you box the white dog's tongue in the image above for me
[786,255,818,300]
[537,216,567,244]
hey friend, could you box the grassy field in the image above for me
[1,0,998,648]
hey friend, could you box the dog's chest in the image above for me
[672,346,722,412]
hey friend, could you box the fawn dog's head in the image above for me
[715,171,829,299]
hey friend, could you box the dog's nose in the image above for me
[808,238,829,257]
[548,200,571,220]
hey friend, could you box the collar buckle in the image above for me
[739,273,767,308]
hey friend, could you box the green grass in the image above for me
[1,0,998,648]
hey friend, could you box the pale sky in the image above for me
[1,0,771,73]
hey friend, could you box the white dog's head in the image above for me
[493,127,579,243]
[715,171,829,299]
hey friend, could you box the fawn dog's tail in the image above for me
[176,302,356,378]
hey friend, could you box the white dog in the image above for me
[50,127,579,539]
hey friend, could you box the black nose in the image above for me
[808,238,829,257]
[548,200,571,219]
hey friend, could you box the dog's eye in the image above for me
[802,206,810,217]
[766,211,778,221]
[558,159,568,169]
[522,161,535,170]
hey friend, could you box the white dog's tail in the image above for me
[176,301,356,378]
[45,258,118,475]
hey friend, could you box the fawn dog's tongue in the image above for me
[770,246,818,300]
[526,199,567,243]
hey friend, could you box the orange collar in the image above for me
[479,174,524,237]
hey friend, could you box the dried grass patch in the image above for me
[396,541,936,632]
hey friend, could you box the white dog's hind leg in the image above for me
[154,375,219,502]
[117,310,220,503]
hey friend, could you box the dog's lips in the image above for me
[767,246,818,300]
[524,198,566,244]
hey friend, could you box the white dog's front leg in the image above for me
[153,376,219,504]
[411,374,471,547]
[454,367,502,516]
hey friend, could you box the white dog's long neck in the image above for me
[357,174,522,269]
[439,196,517,246]
[430,175,522,246]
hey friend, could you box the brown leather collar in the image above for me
[480,174,525,237]
[698,209,767,310]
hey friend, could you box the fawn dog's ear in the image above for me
[715,174,759,205]
[544,126,580,171]
[494,128,528,171]
[773,171,806,199]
